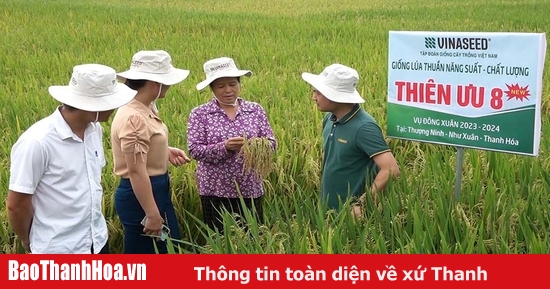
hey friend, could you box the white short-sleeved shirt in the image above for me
[9,107,108,254]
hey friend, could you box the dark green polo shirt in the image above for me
[321,104,390,209]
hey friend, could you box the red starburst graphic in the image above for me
[504,83,530,101]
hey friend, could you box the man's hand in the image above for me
[7,191,33,253]
[351,204,363,218]
[21,240,30,253]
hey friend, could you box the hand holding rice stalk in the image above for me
[237,135,274,180]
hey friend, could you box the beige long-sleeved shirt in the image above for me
[110,99,169,178]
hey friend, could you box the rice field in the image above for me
[1,0,549,254]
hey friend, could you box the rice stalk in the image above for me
[238,135,274,180]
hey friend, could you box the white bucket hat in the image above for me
[48,64,137,112]
[196,57,252,90]
[117,50,190,86]
[301,63,364,104]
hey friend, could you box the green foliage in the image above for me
[1,0,549,253]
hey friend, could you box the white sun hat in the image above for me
[117,50,190,86]
[196,57,252,90]
[301,63,364,104]
[48,64,137,112]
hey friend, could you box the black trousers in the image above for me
[200,195,264,234]
[91,242,110,254]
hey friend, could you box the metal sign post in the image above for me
[454,146,464,200]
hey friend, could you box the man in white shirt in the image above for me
[7,64,137,254]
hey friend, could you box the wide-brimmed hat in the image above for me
[117,50,190,86]
[196,57,252,90]
[301,63,364,104]
[48,64,137,112]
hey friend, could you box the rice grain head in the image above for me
[238,135,274,180]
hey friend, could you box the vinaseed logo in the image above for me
[424,37,436,49]
[424,37,490,50]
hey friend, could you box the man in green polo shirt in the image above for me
[302,63,400,216]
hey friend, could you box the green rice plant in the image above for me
[1,0,550,254]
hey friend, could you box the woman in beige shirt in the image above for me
[111,50,191,254]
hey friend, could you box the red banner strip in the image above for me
[1,254,545,288]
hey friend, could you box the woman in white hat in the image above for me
[187,57,277,234]
[111,50,191,254]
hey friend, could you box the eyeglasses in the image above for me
[160,224,171,241]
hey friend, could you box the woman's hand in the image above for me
[224,137,245,151]
[168,147,191,166]
[142,213,165,240]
